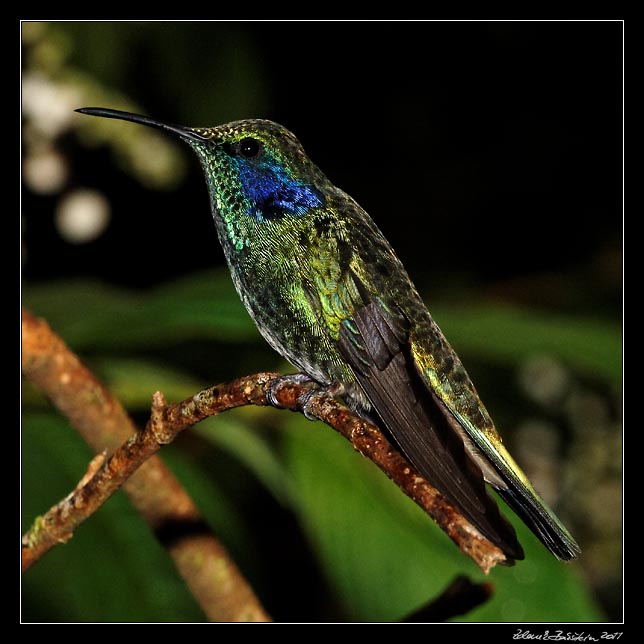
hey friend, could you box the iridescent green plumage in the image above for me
[77,107,580,562]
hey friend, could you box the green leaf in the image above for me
[195,410,292,506]
[93,357,204,410]
[22,269,258,351]
[161,436,257,567]
[281,415,604,622]
[433,303,622,386]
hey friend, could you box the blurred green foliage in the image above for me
[282,416,602,622]
[23,269,621,383]
[22,21,621,623]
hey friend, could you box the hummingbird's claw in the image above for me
[265,373,317,409]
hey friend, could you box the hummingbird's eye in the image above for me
[238,138,261,159]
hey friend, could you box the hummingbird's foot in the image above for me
[266,374,344,421]
[296,381,347,421]
[265,373,317,410]
[296,389,323,421]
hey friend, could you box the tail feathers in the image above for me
[494,486,581,561]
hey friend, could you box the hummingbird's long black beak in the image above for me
[75,107,210,142]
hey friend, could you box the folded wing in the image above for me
[338,298,525,562]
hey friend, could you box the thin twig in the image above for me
[21,308,270,622]
[401,575,494,622]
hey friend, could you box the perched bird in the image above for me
[76,107,580,563]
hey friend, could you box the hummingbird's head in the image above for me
[185,118,328,224]
[76,108,328,233]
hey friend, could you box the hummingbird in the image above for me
[76,107,580,563]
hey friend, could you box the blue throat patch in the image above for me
[236,157,324,222]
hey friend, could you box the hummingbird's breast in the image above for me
[213,206,358,391]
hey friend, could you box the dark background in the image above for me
[24,21,622,306]
[22,21,623,623]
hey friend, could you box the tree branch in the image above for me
[21,308,270,622]
[23,306,507,577]
[402,575,494,622]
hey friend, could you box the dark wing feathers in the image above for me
[348,299,408,370]
[493,487,581,560]
[338,300,524,562]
